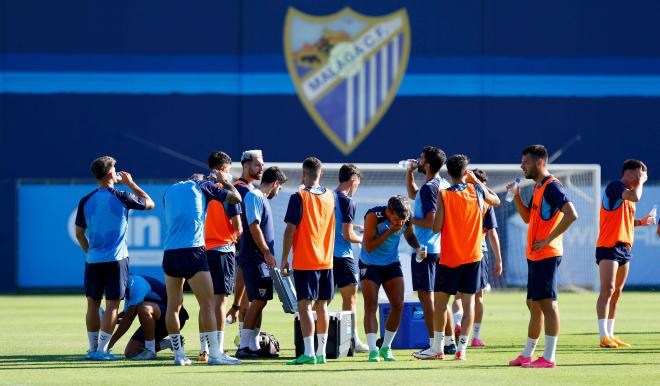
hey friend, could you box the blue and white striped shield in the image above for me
[284,7,411,155]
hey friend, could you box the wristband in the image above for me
[231,304,240,311]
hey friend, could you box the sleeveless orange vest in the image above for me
[596,186,635,249]
[440,183,485,268]
[526,176,564,261]
[205,183,239,250]
[292,188,336,270]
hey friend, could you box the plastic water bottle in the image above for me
[415,245,427,263]
[398,160,418,169]
[505,177,521,203]
[647,204,658,225]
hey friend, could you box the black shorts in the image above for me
[84,258,129,301]
[435,260,482,295]
[241,261,273,301]
[130,303,189,343]
[596,243,631,266]
[208,250,236,295]
[480,252,490,290]
[162,247,209,279]
[333,257,359,288]
[359,261,403,286]
[411,253,438,292]
[527,257,561,301]
[294,269,334,301]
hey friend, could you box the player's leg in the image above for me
[336,256,368,351]
[314,269,334,363]
[411,253,437,351]
[188,269,225,364]
[596,259,618,347]
[609,261,631,347]
[361,277,381,362]
[380,274,404,362]
[471,290,485,347]
[288,269,322,365]
[456,292,475,360]
[96,259,128,359]
[452,295,463,339]
[83,262,102,358]
[164,274,189,364]
[509,259,542,366]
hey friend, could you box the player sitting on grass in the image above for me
[596,159,654,349]
[75,156,155,361]
[108,274,189,360]
[360,195,420,362]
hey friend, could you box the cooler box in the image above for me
[294,311,354,359]
[378,301,429,349]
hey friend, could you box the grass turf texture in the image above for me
[1,292,659,385]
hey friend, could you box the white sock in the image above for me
[199,332,209,354]
[206,330,221,359]
[382,330,397,348]
[429,337,434,347]
[607,319,615,337]
[145,339,155,354]
[522,337,538,358]
[473,323,481,339]
[457,335,469,355]
[97,331,112,353]
[169,334,186,358]
[454,312,463,327]
[598,319,608,339]
[316,334,328,357]
[249,328,261,351]
[543,335,558,362]
[87,331,99,352]
[432,332,445,353]
[217,331,225,353]
[443,335,454,347]
[366,333,378,351]
[240,328,253,349]
[303,336,315,357]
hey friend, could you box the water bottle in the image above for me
[398,159,418,169]
[415,245,427,263]
[115,171,123,182]
[505,177,521,203]
[647,204,658,225]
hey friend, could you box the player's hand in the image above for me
[281,259,290,276]
[390,221,404,233]
[465,170,478,184]
[353,224,364,233]
[406,159,417,172]
[264,251,277,268]
[532,238,549,251]
[641,170,648,184]
[506,181,521,197]
[494,261,503,278]
[118,171,134,186]
[640,214,655,227]
[416,248,427,260]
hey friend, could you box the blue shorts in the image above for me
[130,303,189,343]
[241,261,273,301]
[527,257,561,301]
[359,260,403,286]
[435,261,482,295]
[480,252,490,290]
[596,243,631,266]
[333,257,359,288]
[162,247,209,279]
[84,258,129,301]
[293,269,334,301]
[411,253,438,292]
[208,250,236,295]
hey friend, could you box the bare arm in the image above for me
[412,211,435,229]
[405,162,419,200]
[280,223,296,273]
[432,192,445,233]
[363,213,399,253]
[466,170,500,207]
[342,223,363,243]
[108,306,137,350]
[119,172,155,210]
[532,202,578,251]
[230,215,243,236]
[487,229,503,278]
[249,221,276,267]
[509,183,531,224]
[75,226,89,253]
[404,224,420,249]
[622,171,647,202]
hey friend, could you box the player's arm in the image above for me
[230,214,243,236]
[412,184,436,229]
[75,226,89,253]
[210,173,242,205]
[509,182,531,223]
[405,161,419,200]
[363,212,398,253]
[403,223,420,249]
[108,306,137,350]
[249,220,276,268]
[342,223,363,243]
[340,197,362,243]
[466,170,500,207]
[431,192,445,234]
[281,193,302,274]
[281,223,295,274]
[118,172,155,210]
[487,229,503,278]
[532,201,578,251]
[621,170,647,202]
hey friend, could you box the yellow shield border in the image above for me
[283,7,411,155]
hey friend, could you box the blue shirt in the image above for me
[603,180,626,210]
[527,176,571,221]
[239,189,275,265]
[360,206,409,266]
[413,177,450,253]
[481,206,498,253]
[75,187,147,263]
[123,274,167,312]
[333,191,356,258]
[163,180,229,250]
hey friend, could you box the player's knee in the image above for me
[137,304,153,318]
[600,285,615,298]
[390,300,404,313]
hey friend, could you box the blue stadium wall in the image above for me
[1,1,659,291]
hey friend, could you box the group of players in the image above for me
[74,144,657,368]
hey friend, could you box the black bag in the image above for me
[257,332,280,358]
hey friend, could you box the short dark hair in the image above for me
[446,154,469,179]
[338,164,362,183]
[422,146,447,174]
[208,151,232,169]
[387,195,411,221]
[521,144,549,163]
[261,166,288,185]
[90,156,116,180]
[622,159,647,175]
[302,156,322,180]
[472,168,488,184]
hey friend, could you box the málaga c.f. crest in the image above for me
[284,7,410,155]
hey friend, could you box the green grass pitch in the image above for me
[1,292,659,385]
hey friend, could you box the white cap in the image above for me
[241,149,263,162]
